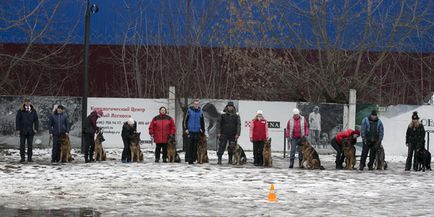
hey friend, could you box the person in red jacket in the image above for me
[330,129,360,169]
[286,108,309,168]
[249,110,269,166]
[149,106,176,163]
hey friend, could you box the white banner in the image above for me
[87,98,168,148]
[238,101,297,151]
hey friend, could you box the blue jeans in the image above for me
[289,138,303,161]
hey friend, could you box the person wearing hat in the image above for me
[249,110,269,166]
[149,106,176,163]
[83,108,104,163]
[360,110,384,170]
[15,97,39,163]
[121,118,137,163]
[48,105,70,162]
[330,128,360,169]
[285,108,309,168]
[217,101,241,165]
[309,106,321,148]
[405,111,426,171]
[183,99,205,164]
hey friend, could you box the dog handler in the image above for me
[48,105,69,163]
[216,101,241,165]
[405,111,426,171]
[121,118,137,163]
[149,106,176,163]
[83,109,103,163]
[250,110,269,166]
[330,129,360,169]
[286,108,309,168]
[15,97,39,163]
[184,99,205,164]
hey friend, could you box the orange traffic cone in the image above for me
[267,184,277,202]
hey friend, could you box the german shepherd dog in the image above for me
[94,131,107,161]
[300,137,324,170]
[59,133,73,163]
[415,146,431,172]
[341,139,356,170]
[197,133,209,164]
[167,135,181,163]
[374,143,387,170]
[262,138,272,167]
[130,132,144,162]
[231,141,247,165]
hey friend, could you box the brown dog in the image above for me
[341,139,356,170]
[232,142,247,166]
[197,133,209,164]
[300,137,324,170]
[262,138,272,167]
[59,133,73,163]
[130,132,144,162]
[94,131,107,161]
[167,135,181,163]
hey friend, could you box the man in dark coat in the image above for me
[16,98,39,163]
[121,118,137,163]
[48,105,69,162]
[217,101,241,165]
[83,109,103,163]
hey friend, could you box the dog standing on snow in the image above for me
[262,138,272,167]
[130,132,144,162]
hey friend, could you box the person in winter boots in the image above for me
[309,106,321,148]
[149,106,176,163]
[250,110,269,166]
[48,105,70,162]
[217,101,241,165]
[184,99,205,164]
[83,109,103,163]
[286,108,309,168]
[330,129,360,169]
[405,112,426,171]
[360,110,384,170]
[121,118,137,163]
[16,97,39,163]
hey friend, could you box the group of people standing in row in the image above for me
[15,98,428,171]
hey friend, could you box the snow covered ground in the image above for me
[1,147,434,217]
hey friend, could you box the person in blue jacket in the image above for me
[49,105,70,163]
[360,110,384,170]
[184,99,205,164]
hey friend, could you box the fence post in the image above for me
[283,128,286,158]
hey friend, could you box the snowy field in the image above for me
[1,148,434,217]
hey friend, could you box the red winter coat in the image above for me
[149,114,176,144]
[250,119,269,141]
[336,129,357,145]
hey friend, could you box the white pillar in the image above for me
[349,89,357,130]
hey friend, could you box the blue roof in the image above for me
[1,0,433,52]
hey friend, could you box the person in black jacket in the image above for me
[121,118,137,163]
[83,109,103,163]
[15,98,39,163]
[217,101,241,165]
[48,105,69,163]
[405,111,426,171]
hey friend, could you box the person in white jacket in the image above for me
[309,106,321,148]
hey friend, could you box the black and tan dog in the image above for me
[230,141,247,165]
[197,133,209,164]
[59,133,73,163]
[415,146,431,172]
[341,139,356,170]
[167,135,181,163]
[130,132,144,162]
[300,137,324,170]
[374,143,387,170]
[94,131,107,161]
[262,138,272,167]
